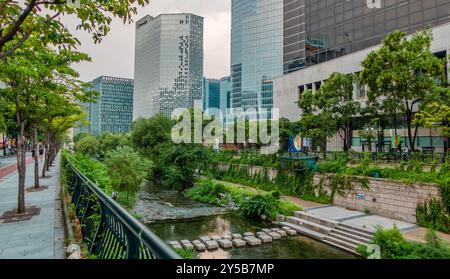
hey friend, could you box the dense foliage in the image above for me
[186,180,300,219]
[358,227,450,259]
[104,146,152,201]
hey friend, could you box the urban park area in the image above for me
[0,0,450,262]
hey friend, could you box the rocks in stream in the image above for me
[173,226,297,252]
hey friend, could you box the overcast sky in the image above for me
[63,0,231,82]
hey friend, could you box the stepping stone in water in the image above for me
[192,240,202,245]
[218,239,233,249]
[232,233,242,239]
[193,242,206,252]
[271,228,280,232]
[267,232,281,240]
[182,242,194,250]
[180,240,191,245]
[211,236,222,241]
[222,235,232,240]
[286,229,297,236]
[262,229,272,233]
[244,236,262,246]
[281,226,291,231]
[200,236,212,243]
[256,231,266,236]
[257,234,273,243]
[168,241,180,246]
[276,230,287,237]
[243,232,254,237]
[232,239,246,247]
[205,240,219,250]
[171,243,182,250]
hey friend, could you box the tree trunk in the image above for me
[41,129,49,178]
[16,121,26,214]
[2,134,6,156]
[406,109,414,150]
[33,127,39,189]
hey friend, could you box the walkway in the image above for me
[0,154,65,259]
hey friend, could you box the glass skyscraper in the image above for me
[134,14,204,119]
[202,78,221,111]
[231,0,283,116]
[283,0,450,74]
[78,76,134,135]
[202,76,232,122]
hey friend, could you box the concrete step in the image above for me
[294,211,340,228]
[338,224,374,237]
[328,232,367,246]
[278,222,326,240]
[323,235,359,251]
[322,240,360,255]
[285,217,333,234]
[330,228,372,244]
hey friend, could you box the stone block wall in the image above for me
[314,174,441,224]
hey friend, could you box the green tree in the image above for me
[358,121,378,152]
[160,144,209,190]
[75,134,99,157]
[299,73,360,152]
[97,132,131,159]
[104,146,151,202]
[360,29,445,150]
[0,0,150,59]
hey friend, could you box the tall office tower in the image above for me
[202,78,221,111]
[133,14,204,119]
[230,0,283,116]
[77,76,134,136]
[219,76,232,118]
[283,0,450,74]
[202,76,232,122]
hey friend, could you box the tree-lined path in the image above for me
[0,155,64,259]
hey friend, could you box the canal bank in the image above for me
[133,181,356,259]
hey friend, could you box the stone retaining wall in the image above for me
[314,174,441,224]
[214,162,442,224]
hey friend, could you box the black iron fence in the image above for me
[63,158,181,259]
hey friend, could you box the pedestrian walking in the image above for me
[39,145,44,160]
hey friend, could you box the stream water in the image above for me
[134,181,356,259]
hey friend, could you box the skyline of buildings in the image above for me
[73,2,450,153]
[133,13,204,120]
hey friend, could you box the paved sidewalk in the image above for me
[0,155,65,259]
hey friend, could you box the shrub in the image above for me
[361,227,450,259]
[75,135,99,157]
[186,180,229,206]
[239,192,282,219]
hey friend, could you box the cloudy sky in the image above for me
[64,0,231,82]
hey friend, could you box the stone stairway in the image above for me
[278,211,374,255]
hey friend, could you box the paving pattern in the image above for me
[0,155,64,259]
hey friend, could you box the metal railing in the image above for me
[64,158,181,259]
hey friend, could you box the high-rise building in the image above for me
[230,0,283,116]
[202,78,221,111]
[77,76,134,135]
[274,0,450,151]
[283,0,450,74]
[202,76,232,122]
[133,14,204,119]
[220,76,232,118]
